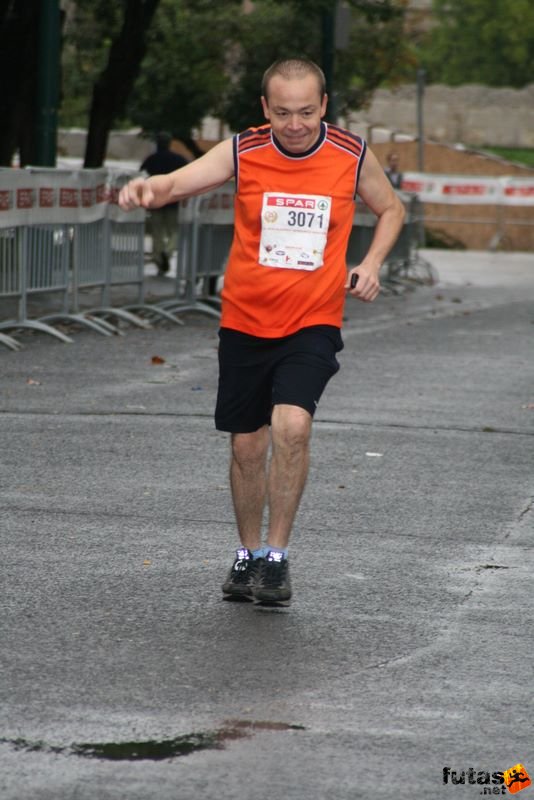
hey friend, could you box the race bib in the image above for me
[259,192,332,270]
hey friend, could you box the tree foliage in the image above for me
[60,1,125,128]
[419,0,534,87]
[220,0,410,131]
[126,0,240,154]
[0,0,411,166]
[335,0,414,117]
[126,0,409,147]
[221,1,316,132]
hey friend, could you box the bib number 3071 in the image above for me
[259,192,332,271]
[287,210,326,228]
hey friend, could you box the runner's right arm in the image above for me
[119,139,235,211]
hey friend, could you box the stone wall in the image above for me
[347,84,534,148]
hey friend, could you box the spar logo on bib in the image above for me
[267,196,318,209]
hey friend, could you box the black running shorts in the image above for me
[215,325,344,433]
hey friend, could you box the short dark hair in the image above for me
[261,59,326,102]
[156,131,172,150]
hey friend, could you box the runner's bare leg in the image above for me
[230,425,270,550]
[266,404,312,549]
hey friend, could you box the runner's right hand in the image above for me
[118,178,154,211]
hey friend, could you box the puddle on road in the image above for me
[0,719,305,762]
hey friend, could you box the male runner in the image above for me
[119,58,405,606]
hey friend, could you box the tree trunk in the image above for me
[0,0,40,166]
[84,0,160,168]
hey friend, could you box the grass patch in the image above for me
[479,147,534,168]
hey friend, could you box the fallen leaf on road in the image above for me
[143,559,152,566]
[151,355,165,365]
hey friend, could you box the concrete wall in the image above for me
[57,129,154,164]
[346,84,534,148]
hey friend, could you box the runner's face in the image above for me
[261,74,327,154]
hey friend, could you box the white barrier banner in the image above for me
[401,172,534,207]
[0,168,144,228]
[2,169,532,227]
[401,172,501,205]
[500,177,534,207]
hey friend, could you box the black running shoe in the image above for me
[253,551,292,606]
[222,548,261,601]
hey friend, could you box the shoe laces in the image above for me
[261,555,287,587]
[231,549,254,582]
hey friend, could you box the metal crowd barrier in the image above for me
[71,216,151,333]
[0,166,427,352]
[0,225,74,349]
[105,177,183,327]
[347,192,435,291]
[0,168,185,350]
[0,228,22,350]
[157,182,236,320]
[19,168,121,337]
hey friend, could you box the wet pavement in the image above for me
[1,249,533,799]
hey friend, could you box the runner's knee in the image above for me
[271,405,312,455]
[231,428,269,469]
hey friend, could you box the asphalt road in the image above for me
[1,250,533,799]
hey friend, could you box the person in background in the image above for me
[140,132,189,274]
[384,151,403,189]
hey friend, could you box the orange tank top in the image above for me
[220,122,366,338]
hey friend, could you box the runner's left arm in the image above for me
[346,147,405,302]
